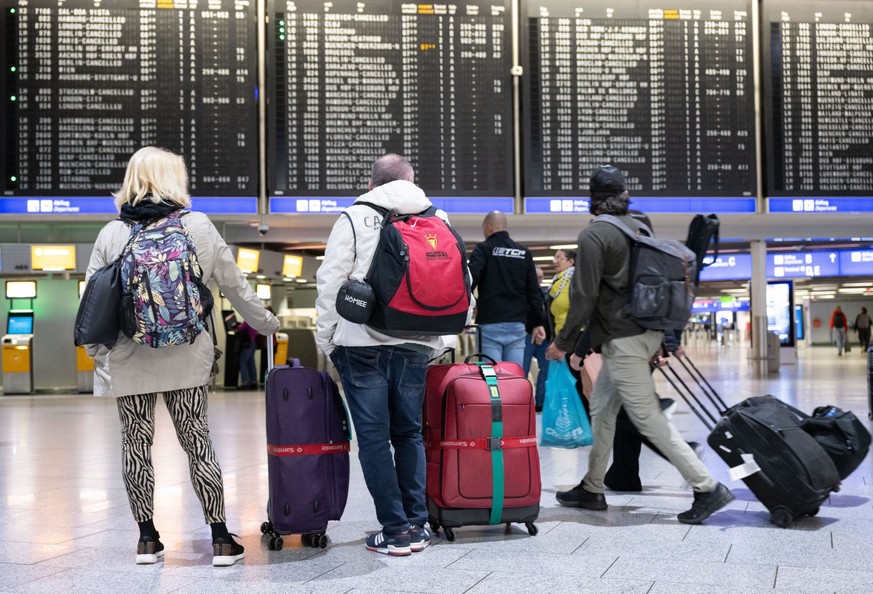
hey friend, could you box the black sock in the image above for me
[138,519,158,539]
[211,522,229,541]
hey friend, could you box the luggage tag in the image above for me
[728,452,761,481]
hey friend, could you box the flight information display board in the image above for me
[0,0,259,213]
[523,0,757,214]
[763,1,873,211]
[267,0,514,213]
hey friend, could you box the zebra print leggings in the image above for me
[116,385,225,524]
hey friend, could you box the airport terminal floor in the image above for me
[1,340,871,593]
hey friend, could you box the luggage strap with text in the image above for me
[425,436,537,450]
[479,363,504,526]
[267,442,350,456]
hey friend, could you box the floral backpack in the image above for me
[119,211,213,348]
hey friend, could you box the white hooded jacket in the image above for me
[315,180,465,356]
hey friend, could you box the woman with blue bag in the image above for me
[541,249,593,448]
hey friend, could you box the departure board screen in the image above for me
[763,1,873,213]
[0,0,259,213]
[524,1,757,214]
[267,0,514,213]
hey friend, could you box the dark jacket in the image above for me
[469,231,546,327]
[527,287,551,339]
[555,215,648,352]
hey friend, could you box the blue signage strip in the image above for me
[0,197,258,215]
[767,251,840,279]
[692,299,750,313]
[525,197,756,214]
[699,254,753,281]
[700,248,873,281]
[839,249,873,276]
[271,197,366,214]
[769,197,873,213]
[270,197,514,215]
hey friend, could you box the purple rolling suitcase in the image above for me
[261,341,351,551]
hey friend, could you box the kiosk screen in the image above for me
[7,313,34,335]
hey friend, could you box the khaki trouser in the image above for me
[582,330,717,493]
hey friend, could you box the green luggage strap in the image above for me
[479,363,504,525]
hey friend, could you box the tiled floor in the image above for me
[1,341,871,593]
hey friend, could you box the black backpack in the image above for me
[801,406,871,480]
[684,214,720,286]
[594,215,697,331]
[834,312,846,328]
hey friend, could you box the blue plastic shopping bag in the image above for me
[540,358,593,448]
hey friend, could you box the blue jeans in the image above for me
[523,334,549,408]
[239,340,257,386]
[480,322,526,367]
[332,345,428,535]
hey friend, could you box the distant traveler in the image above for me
[235,320,259,389]
[316,154,463,556]
[831,306,848,356]
[546,164,733,524]
[469,211,546,366]
[855,307,870,352]
[84,146,279,566]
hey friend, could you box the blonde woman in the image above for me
[85,147,279,566]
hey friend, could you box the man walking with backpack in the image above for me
[316,154,463,556]
[831,306,849,356]
[545,164,733,524]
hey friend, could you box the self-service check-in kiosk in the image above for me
[275,332,289,366]
[76,346,94,393]
[2,310,35,395]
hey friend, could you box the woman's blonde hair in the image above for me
[113,146,191,210]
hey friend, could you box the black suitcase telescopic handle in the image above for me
[655,363,717,431]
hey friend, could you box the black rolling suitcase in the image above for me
[658,355,841,528]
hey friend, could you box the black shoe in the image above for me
[604,478,642,492]
[556,482,608,510]
[688,441,706,460]
[136,533,164,565]
[213,533,245,567]
[535,406,543,413]
[659,397,677,417]
[677,483,734,525]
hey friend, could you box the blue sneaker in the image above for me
[365,530,411,556]
[409,525,432,552]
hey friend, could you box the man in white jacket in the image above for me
[316,154,451,556]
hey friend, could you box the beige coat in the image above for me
[85,211,279,397]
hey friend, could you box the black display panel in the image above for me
[267,0,514,209]
[0,0,258,200]
[763,1,873,205]
[523,1,757,213]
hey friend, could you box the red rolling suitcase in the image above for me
[424,356,541,541]
[260,340,351,551]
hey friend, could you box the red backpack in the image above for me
[356,202,471,337]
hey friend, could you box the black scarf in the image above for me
[119,199,181,224]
